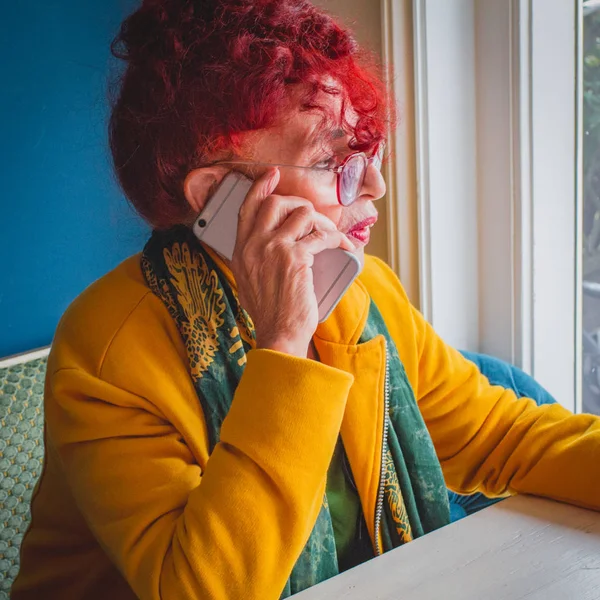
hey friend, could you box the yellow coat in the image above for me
[13,252,600,599]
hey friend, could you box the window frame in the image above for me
[383,0,582,411]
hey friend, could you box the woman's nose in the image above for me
[359,163,386,202]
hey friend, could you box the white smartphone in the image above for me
[192,171,363,323]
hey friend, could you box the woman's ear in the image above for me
[183,166,231,213]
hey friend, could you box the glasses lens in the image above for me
[339,154,367,206]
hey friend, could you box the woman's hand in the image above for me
[230,168,355,358]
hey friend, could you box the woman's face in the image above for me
[232,94,386,259]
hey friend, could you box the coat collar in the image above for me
[314,277,371,346]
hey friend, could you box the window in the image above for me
[386,1,580,412]
[582,1,600,415]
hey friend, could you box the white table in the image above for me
[294,495,600,599]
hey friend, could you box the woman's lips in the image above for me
[348,227,371,244]
[346,216,378,246]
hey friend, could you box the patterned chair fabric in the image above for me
[0,357,46,599]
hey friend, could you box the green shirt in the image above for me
[326,439,374,571]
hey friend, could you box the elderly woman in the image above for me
[12,1,600,599]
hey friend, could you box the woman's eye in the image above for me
[313,156,338,170]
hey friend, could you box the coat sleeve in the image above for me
[46,347,353,600]
[409,303,600,510]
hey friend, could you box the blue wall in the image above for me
[0,0,149,358]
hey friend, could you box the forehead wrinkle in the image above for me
[299,123,349,156]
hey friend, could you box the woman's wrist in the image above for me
[256,337,310,359]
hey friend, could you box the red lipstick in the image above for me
[346,216,378,245]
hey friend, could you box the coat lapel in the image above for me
[314,279,387,550]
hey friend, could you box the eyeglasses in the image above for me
[211,142,385,207]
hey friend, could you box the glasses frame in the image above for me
[210,142,385,207]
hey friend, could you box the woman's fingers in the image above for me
[300,228,355,254]
[230,180,356,359]
[235,176,354,255]
[276,205,338,241]
[275,205,354,251]
[253,195,317,233]
[236,167,280,244]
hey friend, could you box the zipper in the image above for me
[373,340,391,556]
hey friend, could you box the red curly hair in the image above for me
[109,0,393,229]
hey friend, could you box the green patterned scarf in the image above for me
[141,226,450,597]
